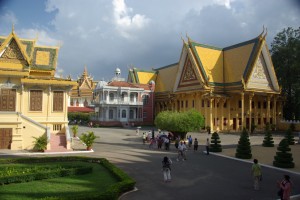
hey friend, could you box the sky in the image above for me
[0,0,299,82]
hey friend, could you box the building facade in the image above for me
[0,29,76,150]
[68,66,97,110]
[131,31,282,132]
[93,68,154,126]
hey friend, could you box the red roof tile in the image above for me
[68,107,94,113]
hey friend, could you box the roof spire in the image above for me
[259,25,265,38]
[83,65,88,77]
[12,23,15,34]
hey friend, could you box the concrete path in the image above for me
[1,126,300,200]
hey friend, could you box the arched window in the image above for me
[109,93,114,101]
[121,93,125,101]
[109,109,114,119]
[122,110,126,118]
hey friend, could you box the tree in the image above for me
[271,27,300,120]
[210,132,222,152]
[235,128,252,159]
[262,123,274,147]
[154,109,205,139]
[273,139,294,168]
[285,128,295,145]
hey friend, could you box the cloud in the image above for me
[0,10,18,27]
[112,0,150,38]
[1,0,298,82]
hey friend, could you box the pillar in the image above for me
[241,93,245,130]
[249,93,254,134]
[210,98,214,132]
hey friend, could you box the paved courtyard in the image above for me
[1,126,300,200]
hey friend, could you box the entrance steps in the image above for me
[45,134,70,152]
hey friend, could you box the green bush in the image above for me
[210,132,222,152]
[262,123,274,147]
[0,156,136,199]
[235,128,252,159]
[33,134,48,152]
[273,139,295,168]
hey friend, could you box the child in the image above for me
[194,138,198,151]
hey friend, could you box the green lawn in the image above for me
[0,161,118,200]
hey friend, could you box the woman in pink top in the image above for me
[278,175,291,200]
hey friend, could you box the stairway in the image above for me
[45,134,70,152]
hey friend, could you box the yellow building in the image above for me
[0,29,77,150]
[130,31,282,132]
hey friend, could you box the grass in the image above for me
[0,161,118,200]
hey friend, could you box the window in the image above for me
[238,118,242,125]
[270,102,273,109]
[53,91,64,111]
[121,93,125,101]
[192,100,195,108]
[0,89,16,111]
[53,124,62,131]
[70,99,74,106]
[122,110,126,118]
[30,90,42,111]
[223,118,227,126]
[130,94,134,102]
[207,100,210,107]
[143,111,147,118]
[238,100,242,108]
[129,110,134,119]
[263,101,267,109]
[109,109,114,119]
[258,101,261,109]
[252,101,254,109]
[143,95,149,105]
[109,93,114,101]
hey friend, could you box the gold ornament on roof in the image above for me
[183,60,196,81]
[252,55,266,79]
[1,39,24,60]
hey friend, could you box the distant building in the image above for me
[68,67,97,113]
[0,29,77,151]
[131,32,283,132]
[93,68,154,126]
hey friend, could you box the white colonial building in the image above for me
[92,68,154,126]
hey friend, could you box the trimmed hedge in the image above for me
[0,156,136,200]
[0,165,92,185]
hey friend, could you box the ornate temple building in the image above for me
[129,31,282,132]
[68,67,97,113]
[93,68,154,126]
[0,29,77,150]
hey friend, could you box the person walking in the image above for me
[277,175,291,200]
[251,159,262,190]
[187,135,193,149]
[206,138,210,155]
[162,156,172,182]
[177,141,187,161]
[142,133,146,144]
[193,138,199,152]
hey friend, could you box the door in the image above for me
[233,118,237,130]
[0,128,12,149]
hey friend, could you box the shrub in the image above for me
[235,128,252,159]
[273,139,295,168]
[210,132,222,152]
[262,123,274,147]
[80,131,99,150]
[71,125,79,137]
[285,128,295,145]
[33,134,48,152]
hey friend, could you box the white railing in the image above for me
[280,119,300,124]
[99,100,143,106]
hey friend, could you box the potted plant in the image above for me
[71,125,79,137]
[79,131,99,150]
[32,135,48,152]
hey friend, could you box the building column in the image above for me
[204,99,207,127]
[241,93,245,130]
[267,95,272,124]
[273,96,277,127]
[210,98,214,132]
[249,93,254,133]
[220,98,224,131]
[227,99,231,131]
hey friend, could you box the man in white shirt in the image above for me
[177,141,187,161]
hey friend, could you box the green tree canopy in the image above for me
[154,109,204,138]
[271,27,300,120]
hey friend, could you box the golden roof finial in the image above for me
[12,23,15,33]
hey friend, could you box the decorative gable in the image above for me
[0,39,26,64]
[177,57,202,89]
[79,79,92,90]
[246,53,273,90]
